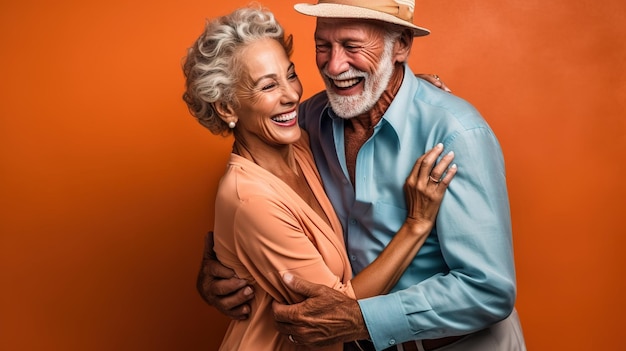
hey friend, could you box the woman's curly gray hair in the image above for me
[182,6,293,135]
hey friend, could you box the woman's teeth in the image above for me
[271,110,297,122]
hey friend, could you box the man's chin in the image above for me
[328,95,373,118]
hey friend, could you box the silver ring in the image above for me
[288,335,297,344]
[429,175,441,184]
[433,74,440,81]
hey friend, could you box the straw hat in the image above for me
[294,0,430,37]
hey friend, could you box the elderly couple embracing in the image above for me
[182,0,526,350]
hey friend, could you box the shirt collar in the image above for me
[381,64,419,146]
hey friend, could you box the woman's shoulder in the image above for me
[217,155,278,202]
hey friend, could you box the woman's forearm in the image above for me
[349,145,456,299]
[349,219,431,299]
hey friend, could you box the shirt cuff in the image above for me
[358,289,432,350]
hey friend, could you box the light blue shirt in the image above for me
[299,65,517,350]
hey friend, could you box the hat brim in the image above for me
[294,3,430,37]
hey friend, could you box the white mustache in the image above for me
[322,67,368,81]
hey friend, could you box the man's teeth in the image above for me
[272,111,297,122]
[333,78,360,88]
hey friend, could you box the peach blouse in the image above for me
[213,132,355,351]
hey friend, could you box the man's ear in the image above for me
[393,29,413,63]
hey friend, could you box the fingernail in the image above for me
[435,143,443,149]
[447,151,454,156]
[283,273,293,283]
[451,164,457,169]
[243,287,253,296]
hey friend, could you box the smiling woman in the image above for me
[225,38,303,149]
[181,5,456,351]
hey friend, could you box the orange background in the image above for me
[1,0,625,350]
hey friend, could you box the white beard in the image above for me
[321,40,395,119]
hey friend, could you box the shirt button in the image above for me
[350,219,357,225]
[389,339,396,345]
[350,255,357,261]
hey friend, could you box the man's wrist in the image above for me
[352,301,371,341]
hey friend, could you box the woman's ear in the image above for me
[214,101,236,125]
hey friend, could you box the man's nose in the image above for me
[325,48,349,76]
